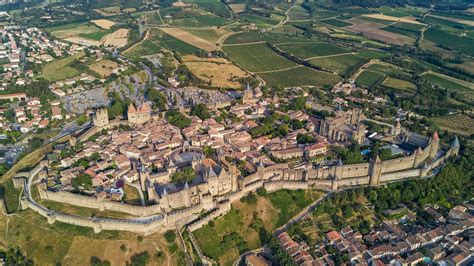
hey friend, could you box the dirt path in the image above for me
[305,52,357,60]
[254,65,303,74]
[217,31,240,48]
[221,41,266,47]
[350,59,377,82]
[122,29,151,54]
[270,0,297,30]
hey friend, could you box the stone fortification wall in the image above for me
[336,162,370,179]
[380,155,415,173]
[380,169,420,183]
[40,189,162,216]
[264,180,308,192]
[78,119,126,142]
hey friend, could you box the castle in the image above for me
[14,103,461,235]
[127,103,151,124]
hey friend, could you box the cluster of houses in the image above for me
[0,93,65,132]
[278,204,474,266]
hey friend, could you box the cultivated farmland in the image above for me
[258,66,340,88]
[224,43,297,72]
[275,42,349,59]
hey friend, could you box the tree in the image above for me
[129,251,150,266]
[146,88,167,110]
[190,104,210,120]
[72,174,92,190]
[164,230,176,243]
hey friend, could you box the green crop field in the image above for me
[382,26,419,39]
[320,18,352,27]
[431,114,474,137]
[239,13,282,29]
[258,66,340,88]
[421,72,474,103]
[288,5,311,21]
[355,70,385,88]
[123,40,161,58]
[370,6,413,17]
[275,42,349,59]
[196,0,231,18]
[357,49,389,59]
[224,43,297,72]
[171,14,231,27]
[41,51,85,81]
[79,29,112,41]
[367,63,411,79]
[382,77,417,91]
[424,28,474,56]
[309,54,369,77]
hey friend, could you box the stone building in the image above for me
[128,103,151,124]
[317,108,366,144]
[93,108,109,128]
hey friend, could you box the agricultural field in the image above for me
[101,28,129,48]
[258,66,340,88]
[421,72,474,103]
[80,29,113,41]
[275,42,349,59]
[423,28,474,57]
[194,189,323,265]
[367,63,411,79]
[369,6,425,18]
[123,40,162,58]
[223,42,297,72]
[184,28,231,43]
[182,55,249,89]
[344,18,415,45]
[159,27,217,52]
[320,18,352,27]
[149,29,202,55]
[382,77,417,92]
[430,114,474,137]
[287,5,311,21]
[171,14,232,27]
[239,13,283,29]
[88,59,120,77]
[357,49,389,59]
[229,4,246,14]
[91,19,116,29]
[48,23,103,39]
[308,54,369,77]
[355,70,385,88]
[41,52,85,81]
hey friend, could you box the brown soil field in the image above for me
[65,36,101,46]
[229,4,246,13]
[344,18,414,45]
[362,14,424,24]
[160,27,217,52]
[183,55,249,89]
[102,28,129,48]
[89,59,120,77]
[431,114,474,136]
[91,19,116,30]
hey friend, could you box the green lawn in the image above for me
[40,51,85,81]
[224,42,297,72]
[275,42,349,59]
[258,66,340,88]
